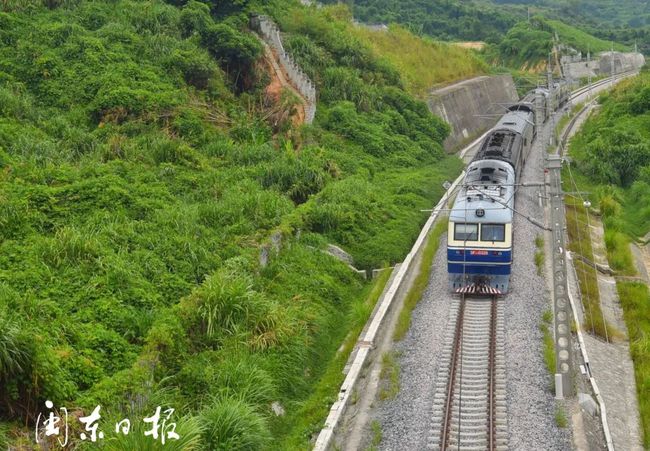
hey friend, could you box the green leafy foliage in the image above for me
[200,396,271,451]
[319,0,516,43]
[494,16,628,68]
[617,282,650,448]
[0,0,464,448]
[568,71,650,446]
[569,70,650,238]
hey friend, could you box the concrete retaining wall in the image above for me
[598,51,646,76]
[427,74,518,152]
[565,52,645,80]
[565,60,600,80]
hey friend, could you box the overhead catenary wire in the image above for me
[556,104,598,336]
[565,160,610,342]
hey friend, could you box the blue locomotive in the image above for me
[447,103,536,294]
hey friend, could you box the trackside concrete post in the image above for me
[547,154,574,398]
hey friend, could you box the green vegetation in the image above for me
[321,0,517,43]
[362,0,650,54]
[545,18,628,54]
[482,0,650,54]
[369,419,382,451]
[277,267,392,449]
[495,16,627,69]
[568,70,650,239]
[379,351,400,400]
[0,0,465,448]
[393,218,448,341]
[553,102,586,153]
[350,24,488,96]
[564,196,619,340]
[534,235,544,276]
[617,282,650,448]
[555,405,568,428]
[540,309,556,389]
[568,68,650,446]
[322,0,632,71]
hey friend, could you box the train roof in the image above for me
[450,160,514,224]
[494,109,533,135]
[473,128,520,165]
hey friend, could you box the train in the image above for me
[447,82,570,295]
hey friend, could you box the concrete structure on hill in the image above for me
[427,74,519,152]
[563,51,645,80]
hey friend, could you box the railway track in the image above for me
[569,70,636,102]
[427,295,507,450]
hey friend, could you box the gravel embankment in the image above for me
[374,233,453,450]
[373,117,572,450]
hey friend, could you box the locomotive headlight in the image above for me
[475,208,485,217]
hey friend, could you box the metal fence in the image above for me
[251,15,317,124]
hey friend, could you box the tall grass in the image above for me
[97,415,204,451]
[379,352,400,400]
[545,19,629,54]
[564,197,619,339]
[351,25,487,97]
[616,282,650,448]
[540,309,556,390]
[534,235,544,276]
[200,396,271,451]
[604,229,636,275]
[275,266,393,449]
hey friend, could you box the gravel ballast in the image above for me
[373,116,573,450]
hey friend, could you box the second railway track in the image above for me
[427,295,507,450]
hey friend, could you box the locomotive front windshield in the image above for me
[454,223,478,241]
[481,224,505,242]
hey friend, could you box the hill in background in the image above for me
[331,0,643,65]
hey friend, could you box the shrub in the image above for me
[200,396,271,451]
[200,23,261,69]
[193,269,260,337]
[179,0,212,37]
[599,194,621,218]
[167,48,219,90]
[41,226,101,268]
[261,149,329,204]
[102,414,204,451]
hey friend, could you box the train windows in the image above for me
[454,223,478,241]
[481,224,506,242]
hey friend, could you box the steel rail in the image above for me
[488,295,498,451]
[440,294,466,450]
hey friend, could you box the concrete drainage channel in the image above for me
[313,73,637,451]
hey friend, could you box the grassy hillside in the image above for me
[0,0,473,448]
[569,71,650,238]
[351,24,488,96]
[496,16,628,68]
[334,0,636,71]
[280,6,487,98]
[485,0,650,53]
[546,18,628,54]
[567,69,650,447]
[488,0,650,28]
[320,0,517,43]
